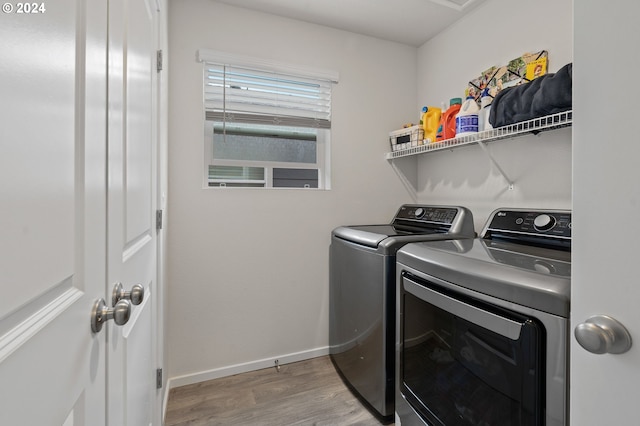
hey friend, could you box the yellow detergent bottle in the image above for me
[423,106,442,143]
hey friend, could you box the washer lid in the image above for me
[397,238,571,317]
[332,224,447,248]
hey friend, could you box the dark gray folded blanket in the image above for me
[489,63,572,128]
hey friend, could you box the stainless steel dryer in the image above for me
[396,208,571,426]
[329,205,475,419]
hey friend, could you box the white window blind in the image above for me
[200,51,336,129]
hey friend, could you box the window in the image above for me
[198,50,338,189]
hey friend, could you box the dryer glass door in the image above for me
[400,274,544,426]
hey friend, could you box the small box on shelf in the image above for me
[389,125,424,151]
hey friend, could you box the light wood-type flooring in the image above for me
[165,355,394,426]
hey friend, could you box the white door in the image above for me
[572,1,640,424]
[0,0,109,425]
[106,0,159,425]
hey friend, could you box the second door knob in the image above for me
[112,282,145,307]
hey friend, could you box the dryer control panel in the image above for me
[482,209,572,248]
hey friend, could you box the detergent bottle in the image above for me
[435,101,447,141]
[436,98,462,141]
[480,88,493,132]
[455,96,480,137]
[420,106,427,126]
[422,106,442,143]
[419,106,428,144]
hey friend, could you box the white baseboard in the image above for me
[166,346,330,391]
[161,385,170,425]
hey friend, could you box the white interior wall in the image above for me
[167,0,416,383]
[413,0,573,230]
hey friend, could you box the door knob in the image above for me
[574,315,632,354]
[91,298,131,333]
[112,282,145,307]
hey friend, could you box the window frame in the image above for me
[202,120,330,189]
[198,49,338,190]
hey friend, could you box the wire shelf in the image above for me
[385,110,572,160]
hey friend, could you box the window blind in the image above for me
[208,165,265,181]
[203,63,332,129]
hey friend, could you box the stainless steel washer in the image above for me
[395,208,571,426]
[329,205,475,419]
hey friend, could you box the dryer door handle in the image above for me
[404,277,523,340]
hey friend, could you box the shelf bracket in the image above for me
[476,140,514,190]
[389,158,418,202]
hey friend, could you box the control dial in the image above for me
[414,208,426,219]
[534,260,555,274]
[533,214,556,231]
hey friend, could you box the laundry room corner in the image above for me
[412,0,573,230]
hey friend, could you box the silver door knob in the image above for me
[574,315,632,354]
[112,282,145,307]
[91,298,131,333]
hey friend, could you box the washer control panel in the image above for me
[484,209,572,240]
[394,205,459,225]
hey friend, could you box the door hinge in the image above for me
[156,368,163,389]
[156,209,163,230]
[156,49,163,72]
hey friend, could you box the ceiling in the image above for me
[212,0,487,47]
